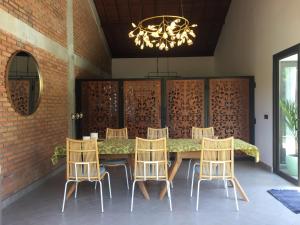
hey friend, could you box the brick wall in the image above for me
[0,30,68,199]
[0,0,67,47]
[0,0,112,200]
[73,0,111,74]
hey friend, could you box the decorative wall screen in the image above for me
[124,80,161,138]
[81,81,119,138]
[166,80,205,138]
[209,78,250,142]
[8,80,30,115]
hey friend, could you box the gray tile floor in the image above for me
[2,160,300,225]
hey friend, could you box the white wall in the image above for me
[112,57,215,78]
[215,0,300,167]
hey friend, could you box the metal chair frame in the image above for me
[131,137,172,212]
[190,137,239,211]
[62,138,112,213]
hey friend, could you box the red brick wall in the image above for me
[0,0,67,47]
[0,30,68,199]
[0,0,112,200]
[73,0,111,74]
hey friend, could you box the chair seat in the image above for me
[195,166,200,173]
[102,159,127,165]
[100,166,106,174]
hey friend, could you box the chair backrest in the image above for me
[147,127,169,139]
[192,127,215,140]
[106,128,128,139]
[134,137,168,180]
[66,138,101,181]
[199,137,234,180]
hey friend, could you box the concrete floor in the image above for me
[2,160,300,225]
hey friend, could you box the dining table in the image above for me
[51,138,259,202]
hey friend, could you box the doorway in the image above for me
[274,44,300,185]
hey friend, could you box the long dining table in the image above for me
[51,138,260,202]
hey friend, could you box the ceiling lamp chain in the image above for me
[128,1,197,51]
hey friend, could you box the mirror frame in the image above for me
[5,50,43,116]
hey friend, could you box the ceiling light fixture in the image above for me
[128,1,197,51]
[128,16,197,51]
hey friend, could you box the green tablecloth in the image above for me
[51,138,260,165]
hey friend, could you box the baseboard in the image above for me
[1,164,65,209]
[258,161,273,172]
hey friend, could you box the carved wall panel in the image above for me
[124,80,161,138]
[209,78,250,142]
[166,80,205,138]
[8,80,30,115]
[81,81,119,138]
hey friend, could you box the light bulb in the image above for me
[163,32,168,39]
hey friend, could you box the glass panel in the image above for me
[278,53,298,179]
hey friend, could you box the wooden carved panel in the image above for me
[8,80,30,115]
[209,78,250,142]
[166,80,205,138]
[124,80,161,138]
[81,81,119,138]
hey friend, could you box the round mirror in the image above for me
[6,51,42,115]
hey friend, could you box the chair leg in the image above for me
[224,179,229,198]
[75,182,79,199]
[187,159,192,179]
[170,181,173,189]
[129,165,133,180]
[166,180,173,211]
[123,164,129,190]
[231,179,239,211]
[99,180,104,212]
[130,180,137,212]
[196,179,202,211]
[190,163,197,197]
[106,172,112,198]
[61,180,71,213]
[94,181,97,190]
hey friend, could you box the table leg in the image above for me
[66,183,76,199]
[159,153,183,200]
[233,177,249,202]
[137,181,150,200]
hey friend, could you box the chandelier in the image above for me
[128,15,197,51]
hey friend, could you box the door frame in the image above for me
[273,43,300,185]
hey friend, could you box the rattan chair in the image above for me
[147,127,173,188]
[106,127,128,140]
[131,137,172,211]
[61,138,112,213]
[147,127,169,139]
[187,127,216,179]
[101,128,131,189]
[191,137,239,211]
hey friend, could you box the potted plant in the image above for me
[279,99,298,176]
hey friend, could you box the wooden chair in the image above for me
[131,137,172,211]
[61,138,112,213]
[147,127,169,139]
[147,127,173,188]
[191,137,239,211]
[187,127,216,179]
[101,128,131,189]
[106,127,128,139]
